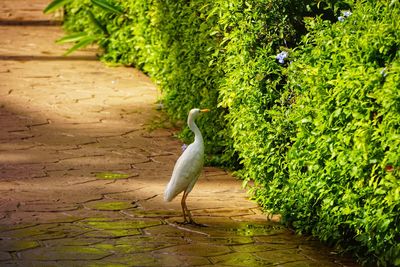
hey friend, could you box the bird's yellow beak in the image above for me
[200,109,210,113]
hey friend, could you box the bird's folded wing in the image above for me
[164,146,204,201]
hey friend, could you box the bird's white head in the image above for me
[187,108,210,133]
[189,108,210,118]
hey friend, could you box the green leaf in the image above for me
[64,36,97,56]
[90,0,123,14]
[88,10,108,34]
[56,32,88,44]
[43,0,72,14]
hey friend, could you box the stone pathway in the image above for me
[0,1,359,266]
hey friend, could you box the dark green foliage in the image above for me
[56,0,399,265]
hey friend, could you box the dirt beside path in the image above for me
[0,1,359,266]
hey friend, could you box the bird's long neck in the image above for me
[188,115,203,144]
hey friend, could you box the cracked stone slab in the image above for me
[0,240,39,252]
[83,200,136,211]
[19,245,113,261]
[76,217,162,238]
[0,251,12,261]
[0,223,67,240]
[156,243,232,257]
[0,164,47,180]
[210,252,283,266]
[122,209,181,219]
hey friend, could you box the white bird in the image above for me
[164,108,210,224]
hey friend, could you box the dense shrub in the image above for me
[51,0,399,265]
[280,1,400,264]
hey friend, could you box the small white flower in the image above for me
[276,51,288,64]
[343,11,352,17]
[338,10,352,22]
[380,68,387,77]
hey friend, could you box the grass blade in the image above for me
[91,0,123,14]
[56,32,88,44]
[64,36,97,56]
[43,0,72,14]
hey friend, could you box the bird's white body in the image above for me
[164,108,208,224]
[164,140,204,202]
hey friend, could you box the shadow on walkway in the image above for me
[0,20,61,26]
[0,55,98,61]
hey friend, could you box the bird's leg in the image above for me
[181,192,189,223]
[180,191,207,227]
[185,200,194,224]
[181,191,194,224]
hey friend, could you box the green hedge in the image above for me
[62,0,233,164]
[282,1,400,264]
[53,0,399,265]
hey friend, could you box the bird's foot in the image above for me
[191,221,207,227]
[173,220,189,226]
[179,220,207,227]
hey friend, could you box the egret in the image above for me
[164,108,210,224]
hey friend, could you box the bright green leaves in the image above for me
[43,0,72,14]
[283,1,400,265]
[49,0,126,56]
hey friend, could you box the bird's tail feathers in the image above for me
[164,182,175,202]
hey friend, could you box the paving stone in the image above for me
[0,240,39,252]
[0,224,66,240]
[123,209,181,219]
[79,218,161,230]
[102,253,160,266]
[144,224,206,238]
[191,208,254,217]
[255,249,310,265]
[20,245,113,261]
[43,237,105,247]
[157,243,231,257]
[231,243,298,253]
[84,200,135,211]
[0,251,12,261]
[210,252,278,267]
[111,236,175,252]
[0,223,37,232]
[18,202,79,212]
[278,261,332,267]
[153,254,211,267]
[0,260,62,267]
[206,236,254,245]
[76,218,161,238]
